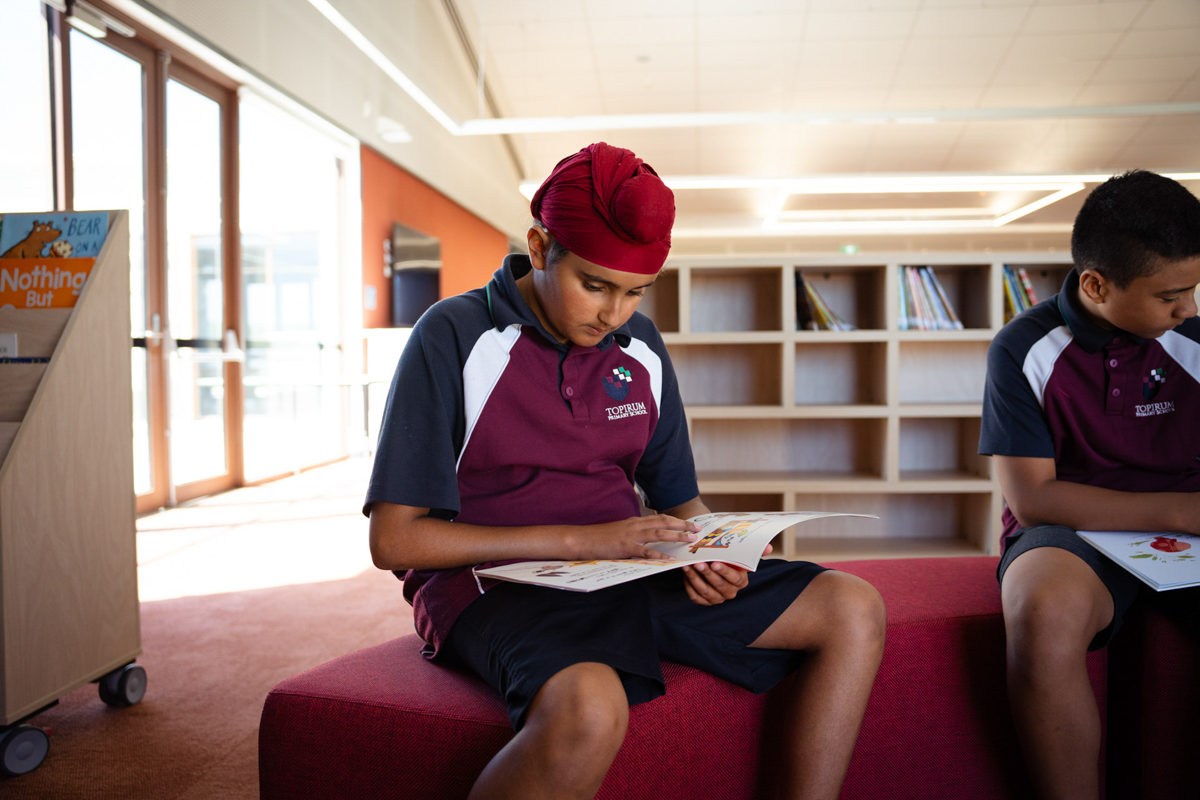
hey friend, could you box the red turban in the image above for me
[530,142,674,275]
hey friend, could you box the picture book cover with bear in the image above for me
[0,212,109,310]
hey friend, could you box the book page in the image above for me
[474,511,875,593]
[1077,531,1200,591]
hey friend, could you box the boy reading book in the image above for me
[979,170,1200,799]
[364,143,885,800]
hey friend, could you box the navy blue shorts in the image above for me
[445,558,828,730]
[998,524,1143,651]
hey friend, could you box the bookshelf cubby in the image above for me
[644,253,1073,560]
[0,211,140,727]
[799,266,887,330]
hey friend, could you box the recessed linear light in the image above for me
[672,222,1075,238]
[764,184,1085,231]
[460,104,1200,136]
[778,208,998,221]
[519,172,1200,201]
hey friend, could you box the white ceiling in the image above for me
[444,0,1200,253]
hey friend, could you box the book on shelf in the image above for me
[1016,267,1039,307]
[899,266,962,331]
[794,271,818,331]
[0,212,109,258]
[0,212,108,311]
[474,511,876,592]
[1002,265,1040,321]
[798,275,855,331]
[923,267,963,329]
[1077,531,1200,591]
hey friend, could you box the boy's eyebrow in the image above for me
[1156,286,1195,295]
[582,271,656,290]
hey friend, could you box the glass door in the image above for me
[67,23,240,511]
[164,77,233,493]
[69,29,164,508]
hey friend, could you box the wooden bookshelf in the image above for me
[0,211,140,726]
[641,253,1074,561]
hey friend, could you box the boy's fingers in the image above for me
[690,564,738,603]
[684,569,720,604]
[701,563,745,599]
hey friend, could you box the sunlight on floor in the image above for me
[137,458,377,602]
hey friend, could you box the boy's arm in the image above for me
[995,455,1200,534]
[368,501,701,571]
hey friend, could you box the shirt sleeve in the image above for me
[634,328,700,512]
[978,335,1056,459]
[363,308,466,518]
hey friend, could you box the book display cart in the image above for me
[638,253,1074,561]
[0,211,144,776]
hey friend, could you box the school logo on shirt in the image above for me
[1143,367,1165,401]
[606,401,648,421]
[1135,400,1175,418]
[602,366,633,401]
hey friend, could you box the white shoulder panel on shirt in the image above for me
[619,337,663,413]
[1022,325,1074,408]
[458,324,522,471]
[1158,328,1200,386]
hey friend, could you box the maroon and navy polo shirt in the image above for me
[364,255,698,656]
[980,268,1200,543]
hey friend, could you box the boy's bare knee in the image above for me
[1003,572,1106,677]
[828,574,887,651]
[758,571,886,652]
[526,662,629,764]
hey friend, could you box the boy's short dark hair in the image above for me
[545,235,571,269]
[1071,170,1200,288]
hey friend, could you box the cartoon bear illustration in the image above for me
[2,220,61,259]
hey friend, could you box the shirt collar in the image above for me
[487,255,629,351]
[1056,267,1145,353]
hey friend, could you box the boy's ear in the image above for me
[1078,268,1111,305]
[527,225,551,271]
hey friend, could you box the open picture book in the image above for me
[1077,530,1200,591]
[474,511,877,592]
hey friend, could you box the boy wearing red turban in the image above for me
[366,143,885,800]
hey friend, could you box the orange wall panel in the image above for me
[361,145,514,328]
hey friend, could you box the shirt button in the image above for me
[1112,388,1120,397]
[565,386,574,397]
[1109,359,1118,367]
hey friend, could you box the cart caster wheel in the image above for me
[0,725,49,776]
[98,664,147,708]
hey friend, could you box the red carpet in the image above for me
[5,567,414,799]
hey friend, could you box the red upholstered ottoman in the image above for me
[259,557,1107,800]
[1107,598,1200,800]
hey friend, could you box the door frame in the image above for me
[50,8,243,513]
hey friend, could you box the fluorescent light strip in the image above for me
[519,172,1200,199]
[672,223,1075,238]
[764,183,1086,230]
[777,208,998,221]
[305,0,461,134]
[993,185,1084,226]
[461,103,1200,136]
